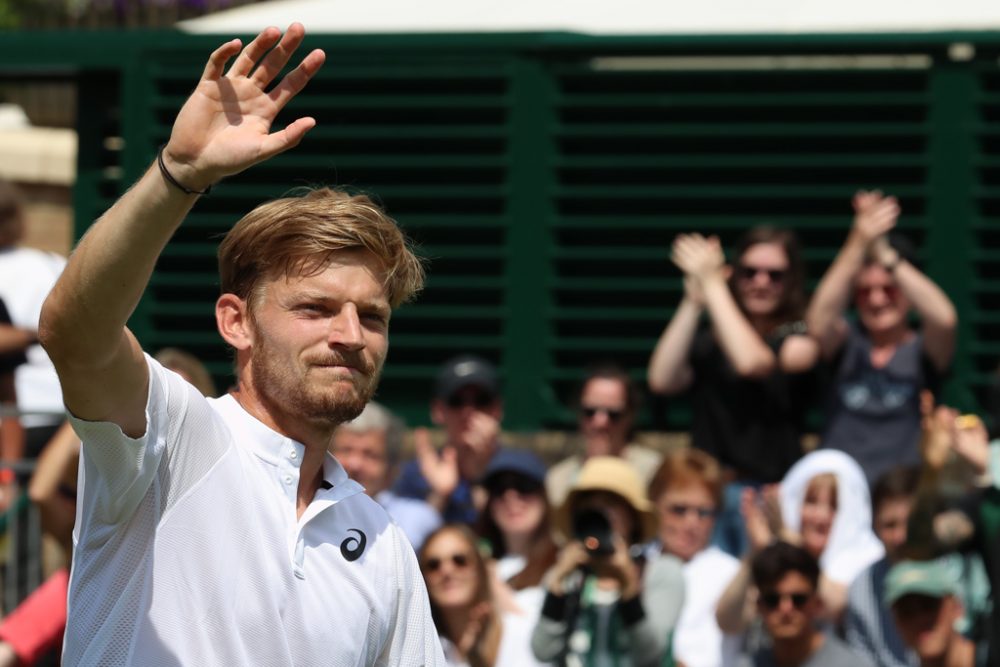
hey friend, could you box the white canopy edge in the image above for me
[178,0,1000,36]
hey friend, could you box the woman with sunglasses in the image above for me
[477,449,558,619]
[532,457,684,667]
[648,227,819,557]
[419,524,546,667]
[806,191,957,486]
[647,448,742,667]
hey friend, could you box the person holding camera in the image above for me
[531,457,684,667]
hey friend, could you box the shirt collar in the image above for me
[211,394,348,490]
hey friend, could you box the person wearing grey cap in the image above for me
[886,559,977,667]
[394,354,505,524]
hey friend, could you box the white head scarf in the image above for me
[779,450,885,585]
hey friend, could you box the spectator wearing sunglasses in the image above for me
[648,226,819,558]
[419,524,547,667]
[647,448,742,667]
[395,355,505,524]
[477,449,557,619]
[750,542,872,667]
[546,363,662,507]
[806,191,957,486]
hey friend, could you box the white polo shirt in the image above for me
[64,355,446,666]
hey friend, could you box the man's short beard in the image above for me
[248,328,382,429]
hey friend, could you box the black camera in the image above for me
[572,508,615,556]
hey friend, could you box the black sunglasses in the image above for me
[666,503,716,520]
[580,406,625,422]
[487,474,543,497]
[760,591,811,610]
[446,393,496,409]
[737,265,787,283]
[424,553,471,573]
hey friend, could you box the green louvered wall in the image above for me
[1,31,997,429]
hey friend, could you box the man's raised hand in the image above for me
[162,23,326,192]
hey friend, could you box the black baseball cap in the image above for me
[435,355,500,401]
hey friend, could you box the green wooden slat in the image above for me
[556,92,929,106]
[556,154,928,168]
[555,184,927,198]
[558,123,928,137]
[551,277,671,290]
[552,215,932,228]
[553,338,658,351]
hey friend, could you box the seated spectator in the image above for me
[0,178,67,460]
[533,456,684,667]
[886,560,978,667]
[0,296,26,510]
[547,363,661,506]
[750,541,873,667]
[807,191,957,486]
[717,450,883,632]
[844,465,921,667]
[647,448,742,667]
[419,524,545,667]
[395,355,504,524]
[332,401,442,550]
[648,227,818,557]
[477,449,557,617]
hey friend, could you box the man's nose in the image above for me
[329,304,365,350]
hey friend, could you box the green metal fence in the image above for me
[2,30,998,430]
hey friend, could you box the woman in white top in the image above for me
[648,448,742,667]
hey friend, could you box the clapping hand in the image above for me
[671,234,726,289]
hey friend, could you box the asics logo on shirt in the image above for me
[340,528,367,562]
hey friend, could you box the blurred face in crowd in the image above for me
[574,490,636,544]
[487,472,547,542]
[578,377,633,458]
[421,529,481,611]
[330,428,389,497]
[758,571,821,643]
[800,474,837,559]
[893,594,962,662]
[855,264,910,336]
[875,496,913,562]
[656,482,717,563]
[735,242,789,318]
[432,384,502,452]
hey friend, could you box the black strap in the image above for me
[157,144,211,196]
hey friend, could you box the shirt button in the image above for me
[289,451,298,460]
[284,475,293,485]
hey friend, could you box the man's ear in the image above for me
[216,293,253,351]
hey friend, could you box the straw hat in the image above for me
[553,456,657,545]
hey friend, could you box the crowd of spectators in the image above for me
[0,173,996,667]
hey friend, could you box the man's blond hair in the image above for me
[218,188,424,308]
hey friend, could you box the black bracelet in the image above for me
[157,144,211,196]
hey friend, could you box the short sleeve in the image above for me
[0,298,26,373]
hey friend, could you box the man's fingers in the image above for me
[268,49,327,111]
[251,23,309,88]
[227,26,282,79]
[202,39,243,81]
